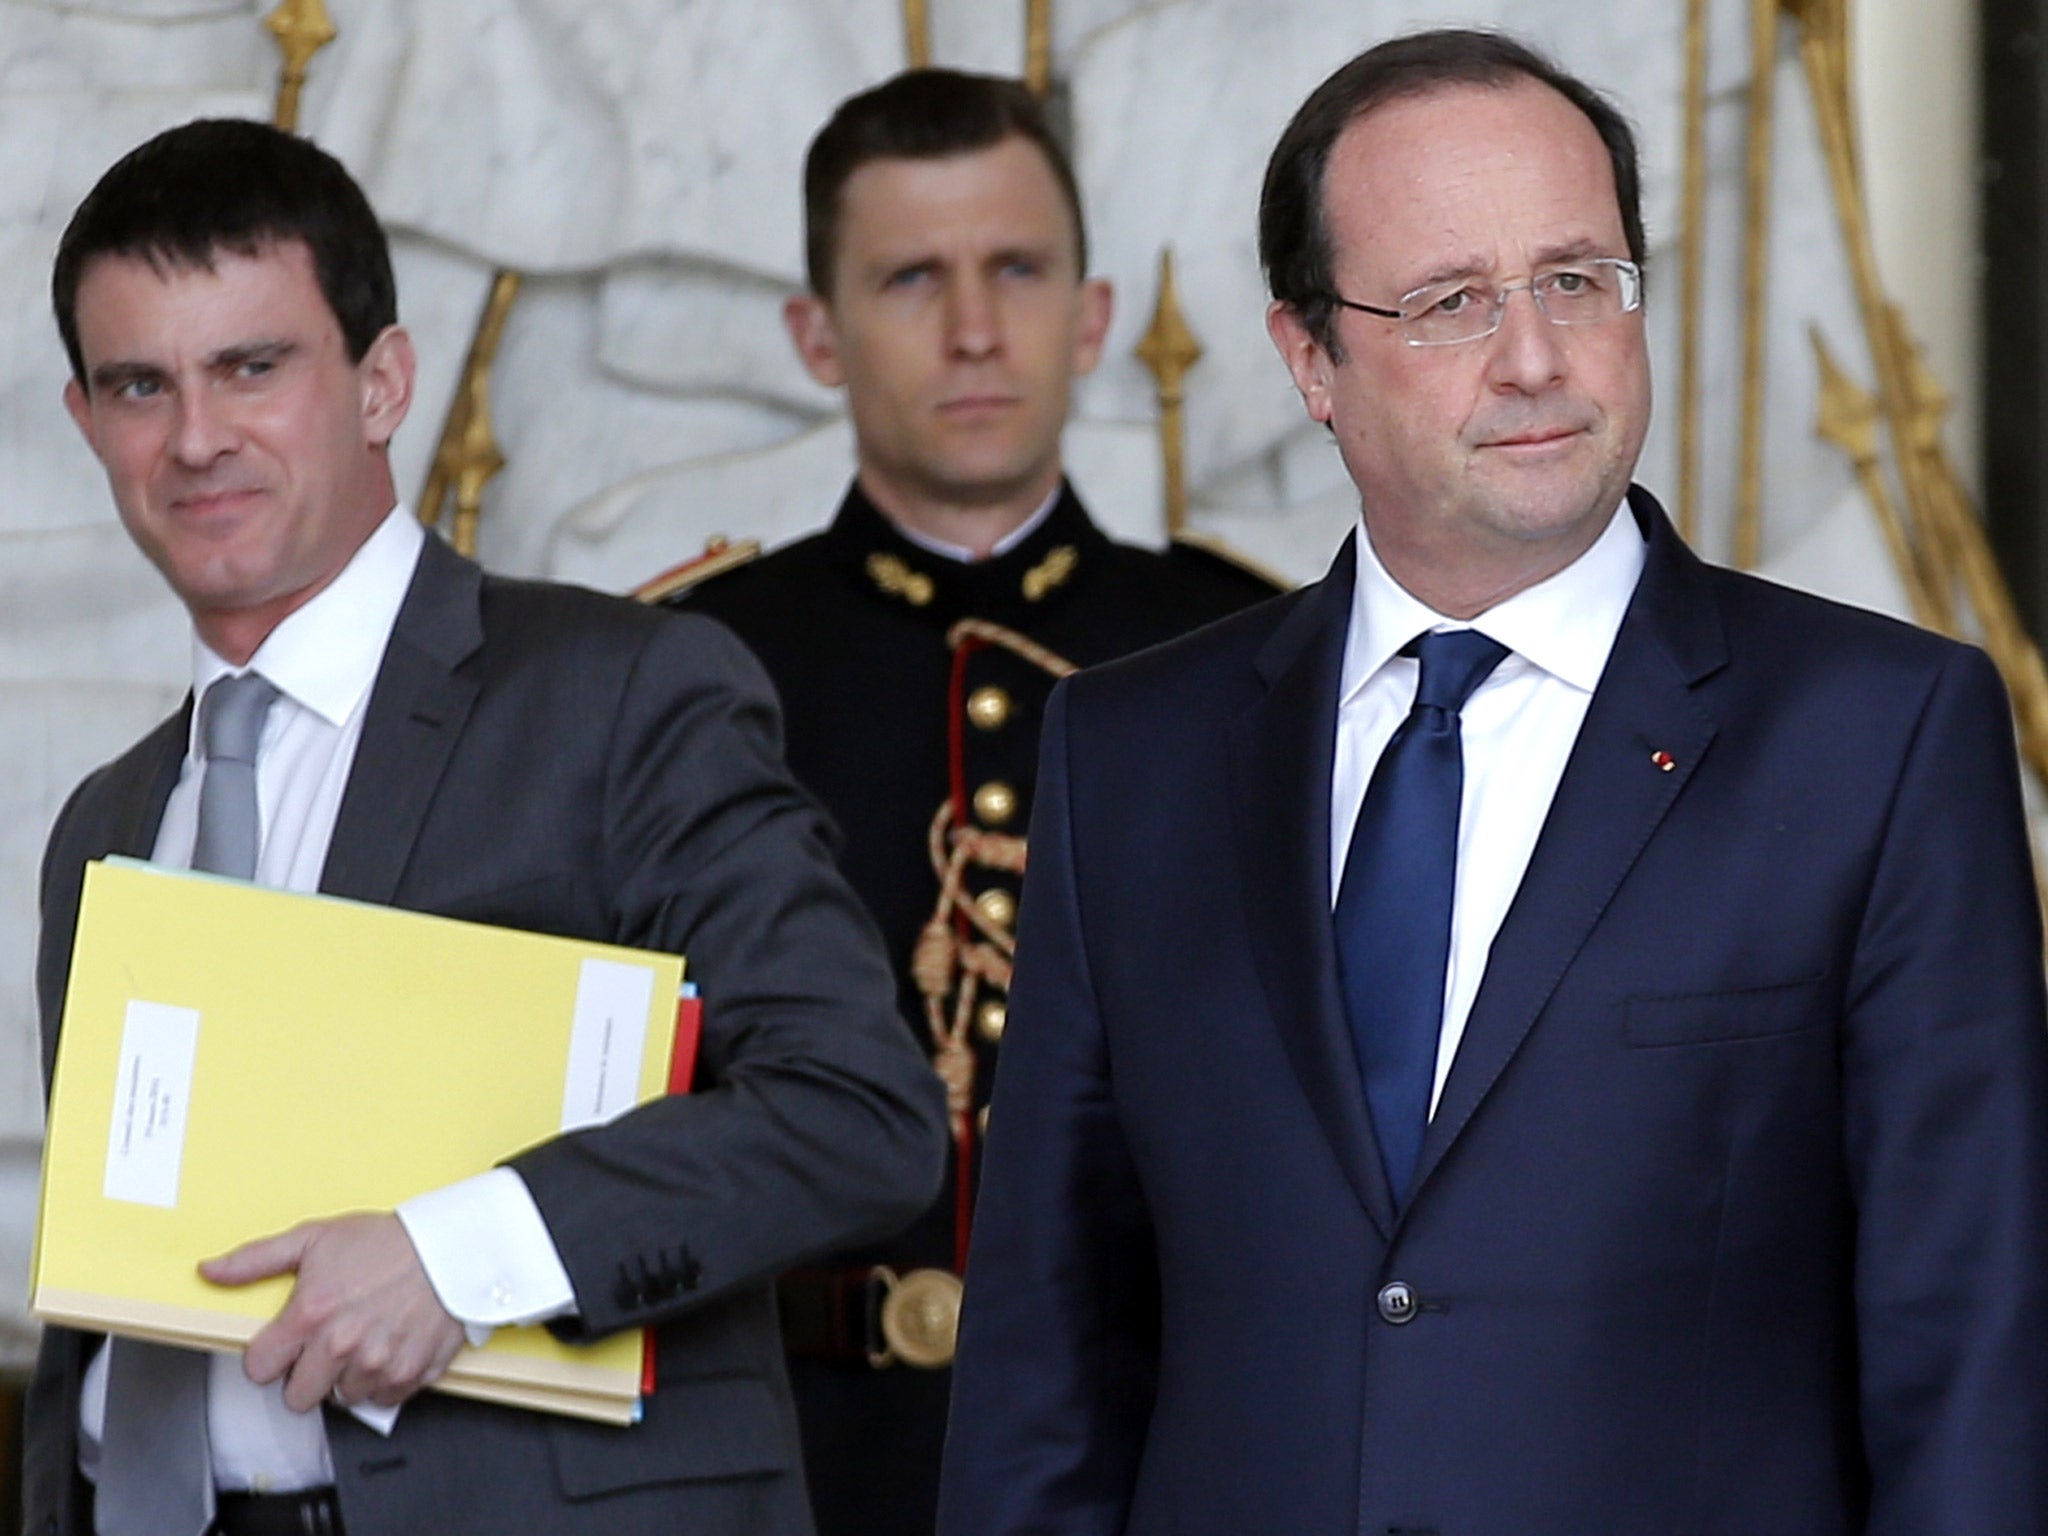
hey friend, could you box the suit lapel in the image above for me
[1230,539,1397,1236]
[1410,493,1727,1201]
[320,535,483,905]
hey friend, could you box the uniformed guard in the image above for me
[651,69,1279,1536]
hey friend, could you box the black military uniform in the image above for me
[671,478,1277,1536]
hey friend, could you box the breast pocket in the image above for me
[1623,974,1829,1048]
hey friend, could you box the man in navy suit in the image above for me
[937,29,2048,1536]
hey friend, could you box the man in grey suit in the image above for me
[25,118,948,1536]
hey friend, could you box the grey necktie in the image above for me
[98,671,280,1536]
[191,671,280,881]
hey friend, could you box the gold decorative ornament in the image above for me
[902,0,930,67]
[265,0,336,133]
[877,1267,964,1369]
[419,270,524,556]
[1022,545,1078,601]
[1025,0,1054,98]
[972,781,1018,826]
[867,553,935,607]
[1735,0,1781,571]
[967,686,1013,730]
[1810,328,1944,631]
[1677,0,1709,544]
[1784,0,2048,796]
[1136,249,1203,538]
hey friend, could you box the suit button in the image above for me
[1377,1281,1418,1325]
[972,781,1019,826]
[967,686,1013,730]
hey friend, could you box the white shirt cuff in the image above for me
[396,1168,577,1339]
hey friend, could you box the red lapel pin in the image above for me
[1650,750,1676,772]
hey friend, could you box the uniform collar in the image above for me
[822,478,1109,628]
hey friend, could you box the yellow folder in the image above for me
[32,858,687,1426]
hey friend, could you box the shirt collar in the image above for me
[190,504,426,738]
[1339,497,1646,705]
[890,483,1063,564]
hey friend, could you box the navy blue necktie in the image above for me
[1334,629,1508,1204]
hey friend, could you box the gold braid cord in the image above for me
[946,618,1080,682]
[916,804,1026,1136]
[914,621,1078,1139]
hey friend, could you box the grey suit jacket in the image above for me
[23,533,949,1536]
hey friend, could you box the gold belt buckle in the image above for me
[867,1266,964,1370]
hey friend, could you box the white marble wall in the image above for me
[0,0,1977,1365]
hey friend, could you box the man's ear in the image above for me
[359,325,416,448]
[1068,276,1114,379]
[62,377,97,453]
[1266,301,1337,426]
[784,293,845,388]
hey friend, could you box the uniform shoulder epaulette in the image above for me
[632,537,764,605]
[1167,529,1293,594]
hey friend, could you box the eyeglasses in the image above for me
[1327,258,1642,347]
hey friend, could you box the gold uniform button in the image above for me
[967,686,1013,731]
[972,781,1018,826]
[974,887,1017,929]
[977,1000,1007,1042]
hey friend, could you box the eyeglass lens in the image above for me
[1401,259,1640,345]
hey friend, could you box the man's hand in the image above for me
[202,1211,466,1413]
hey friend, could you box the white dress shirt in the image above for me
[80,506,573,1493]
[1330,503,1645,1112]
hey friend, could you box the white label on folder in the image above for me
[561,959,656,1131]
[104,1000,200,1209]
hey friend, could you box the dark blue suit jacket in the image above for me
[938,490,2048,1536]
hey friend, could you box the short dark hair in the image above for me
[53,117,397,384]
[802,68,1087,296]
[1259,29,1647,357]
